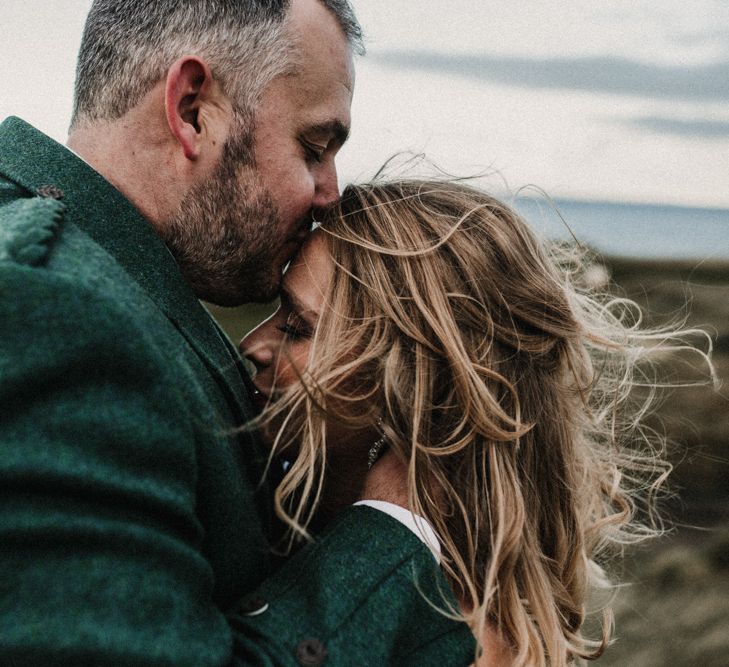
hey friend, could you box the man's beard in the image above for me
[163,122,289,307]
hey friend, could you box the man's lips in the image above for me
[291,226,310,247]
[290,215,316,246]
[279,233,309,268]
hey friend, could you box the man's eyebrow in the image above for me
[304,119,350,146]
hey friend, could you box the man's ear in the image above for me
[165,56,215,161]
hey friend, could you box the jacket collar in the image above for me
[0,116,254,424]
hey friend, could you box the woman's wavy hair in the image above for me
[261,178,714,665]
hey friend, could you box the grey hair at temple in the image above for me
[70,0,363,129]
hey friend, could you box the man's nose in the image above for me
[312,161,340,211]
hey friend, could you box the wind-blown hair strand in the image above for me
[261,178,714,665]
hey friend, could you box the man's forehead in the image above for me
[286,0,356,85]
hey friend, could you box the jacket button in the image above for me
[296,638,327,665]
[238,595,269,616]
[36,185,65,200]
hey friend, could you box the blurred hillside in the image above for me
[593,258,729,667]
[206,256,729,666]
[608,258,729,522]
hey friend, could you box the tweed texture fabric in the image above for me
[0,117,474,666]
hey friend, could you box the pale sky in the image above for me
[2,1,728,208]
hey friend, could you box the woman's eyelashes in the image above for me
[276,311,312,341]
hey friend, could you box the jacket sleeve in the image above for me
[229,506,475,666]
[0,264,474,667]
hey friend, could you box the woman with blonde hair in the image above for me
[240,178,711,665]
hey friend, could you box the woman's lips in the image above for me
[250,384,272,412]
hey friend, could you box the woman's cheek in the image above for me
[276,342,312,390]
[293,341,313,380]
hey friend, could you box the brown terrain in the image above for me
[593,258,729,666]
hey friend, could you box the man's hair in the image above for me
[70,0,363,129]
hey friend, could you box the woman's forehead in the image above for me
[282,231,333,313]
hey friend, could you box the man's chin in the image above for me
[248,269,283,305]
[195,273,279,308]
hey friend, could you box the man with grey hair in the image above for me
[0,0,474,664]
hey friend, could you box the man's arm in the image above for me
[0,264,474,666]
[230,506,471,666]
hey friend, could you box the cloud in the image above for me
[372,50,729,101]
[672,27,729,51]
[626,117,729,138]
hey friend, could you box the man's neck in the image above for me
[67,119,179,229]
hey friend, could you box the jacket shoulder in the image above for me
[0,186,66,267]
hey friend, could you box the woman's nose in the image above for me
[239,327,275,371]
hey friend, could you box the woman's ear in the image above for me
[164,56,215,161]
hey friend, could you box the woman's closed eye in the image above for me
[277,312,312,341]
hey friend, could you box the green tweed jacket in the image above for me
[0,118,474,666]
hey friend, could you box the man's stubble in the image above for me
[163,117,284,307]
